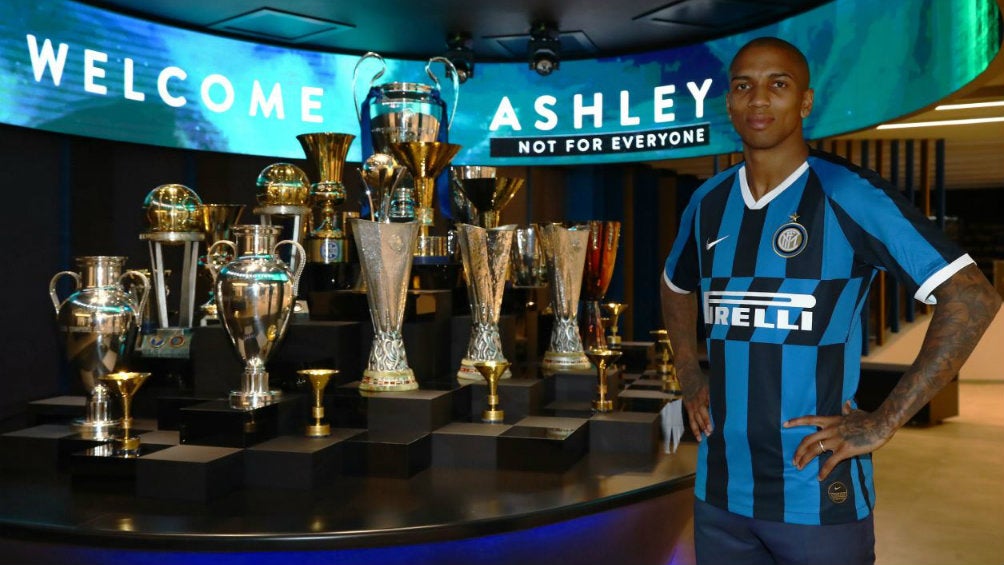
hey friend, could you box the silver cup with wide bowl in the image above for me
[539,223,592,375]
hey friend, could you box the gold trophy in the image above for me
[198,204,245,324]
[585,348,622,413]
[358,153,404,222]
[389,141,461,240]
[253,163,312,288]
[297,133,356,280]
[99,371,150,456]
[473,360,510,424]
[603,302,628,348]
[650,329,681,394]
[451,166,524,229]
[298,369,338,437]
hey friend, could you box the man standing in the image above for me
[660,37,1000,565]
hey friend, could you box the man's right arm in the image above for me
[660,280,713,440]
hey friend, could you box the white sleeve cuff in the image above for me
[914,254,975,305]
[662,271,692,294]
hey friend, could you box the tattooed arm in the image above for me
[788,263,1002,479]
[660,280,713,440]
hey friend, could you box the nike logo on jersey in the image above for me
[705,235,730,251]
[703,291,815,331]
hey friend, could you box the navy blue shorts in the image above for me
[694,499,875,565]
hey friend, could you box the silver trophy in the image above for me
[212,225,305,409]
[456,223,516,382]
[50,256,149,438]
[351,218,421,392]
[510,224,548,288]
[539,223,592,375]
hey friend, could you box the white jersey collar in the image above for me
[740,161,809,210]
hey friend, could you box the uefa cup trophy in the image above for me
[581,221,621,351]
[212,225,305,409]
[539,223,592,375]
[198,203,245,324]
[100,371,150,456]
[585,348,622,413]
[473,360,510,424]
[50,256,149,439]
[451,166,524,229]
[298,368,338,437]
[456,223,516,381]
[351,218,421,392]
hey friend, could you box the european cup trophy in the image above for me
[351,218,421,392]
[212,225,305,409]
[581,221,621,350]
[539,223,592,375]
[455,223,516,381]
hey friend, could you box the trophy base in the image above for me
[71,418,120,441]
[607,335,622,348]
[482,408,505,424]
[591,399,615,413]
[229,390,283,410]
[305,423,331,437]
[360,369,419,392]
[541,351,592,375]
[457,358,512,382]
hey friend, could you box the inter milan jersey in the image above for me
[663,148,971,526]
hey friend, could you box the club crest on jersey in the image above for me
[772,214,808,258]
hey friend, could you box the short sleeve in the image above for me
[663,198,700,294]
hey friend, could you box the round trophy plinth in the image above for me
[116,435,142,455]
[607,335,622,348]
[482,407,504,424]
[359,369,418,392]
[457,359,512,382]
[229,390,282,410]
[71,418,119,441]
[306,423,331,437]
[591,399,614,412]
[139,231,205,243]
[541,351,591,375]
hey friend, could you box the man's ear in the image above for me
[800,89,814,118]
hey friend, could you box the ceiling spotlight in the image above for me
[444,32,475,84]
[528,21,561,76]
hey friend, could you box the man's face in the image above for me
[726,44,813,151]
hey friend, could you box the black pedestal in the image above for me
[243,430,364,489]
[25,396,85,426]
[69,443,169,487]
[589,412,660,454]
[552,367,623,404]
[0,424,105,473]
[342,430,432,478]
[497,416,589,472]
[431,422,509,469]
[136,445,244,501]
[467,378,546,424]
[619,341,655,373]
[177,395,308,448]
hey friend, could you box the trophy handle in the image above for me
[352,51,386,123]
[48,270,81,315]
[274,239,307,296]
[120,270,150,327]
[426,56,460,130]
[206,240,237,280]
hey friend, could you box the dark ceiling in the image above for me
[83,0,831,61]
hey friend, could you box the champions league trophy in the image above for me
[297,133,359,292]
[211,225,305,409]
[580,221,621,350]
[139,184,204,329]
[50,256,149,439]
[455,223,516,381]
[197,203,245,324]
[539,223,592,375]
[351,218,421,392]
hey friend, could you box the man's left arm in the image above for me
[787,263,1001,479]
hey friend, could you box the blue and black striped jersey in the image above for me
[663,148,972,525]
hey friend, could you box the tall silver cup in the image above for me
[351,218,420,392]
[539,224,591,375]
[456,223,516,381]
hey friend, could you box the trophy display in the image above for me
[455,223,516,381]
[99,371,150,456]
[297,133,360,293]
[298,368,338,437]
[451,166,524,229]
[351,218,421,392]
[50,256,149,439]
[603,302,628,349]
[473,360,510,424]
[580,221,621,351]
[651,329,681,394]
[139,184,204,330]
[253,163,312,288]
[539,223,592,375]
[197,203,245,325]
[212,225,305,409]
[358,153,405,223]
[585,348,622,413]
